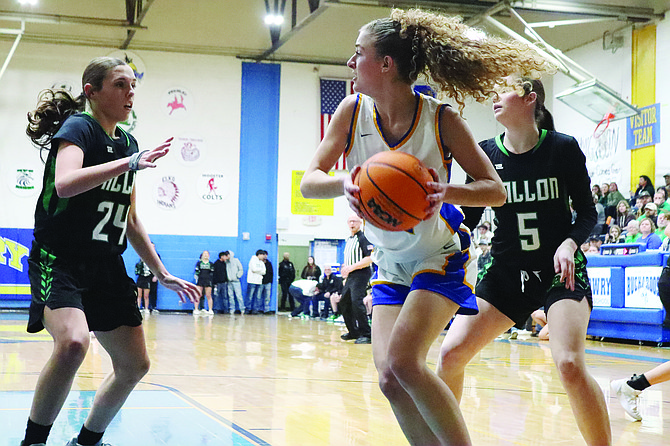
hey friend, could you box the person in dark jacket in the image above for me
[312,266,343,318]
[278,252,296,311]
[261,250,274,314]
[212,251,229,314]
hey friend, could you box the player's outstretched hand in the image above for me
[158,273,200,303]
[138,137,174,170]
[343,165,364,219]
[424,167,450,220]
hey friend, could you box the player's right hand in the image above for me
[343,165,364,218]
[159,273,200,303]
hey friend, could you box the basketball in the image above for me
[354,151,433,232]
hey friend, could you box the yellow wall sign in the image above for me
[291,170,334,216]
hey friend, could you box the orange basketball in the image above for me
[354,151,433,232]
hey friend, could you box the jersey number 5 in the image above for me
[517,212,540,251]
[92,201,128,245]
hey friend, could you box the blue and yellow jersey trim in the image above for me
[344,94,363,157]
[435,103,453,183]
[373,92,422,150]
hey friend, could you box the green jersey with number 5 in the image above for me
[467,130,596,267]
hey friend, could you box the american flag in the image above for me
[320,78,354,170]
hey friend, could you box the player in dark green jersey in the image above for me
[21,57,200,446]
[437,78,611,446]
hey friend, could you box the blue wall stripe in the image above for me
[236,62,281,311]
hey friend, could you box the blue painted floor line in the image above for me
[1,388,272,446]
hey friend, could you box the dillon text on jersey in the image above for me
[503,177,559,204]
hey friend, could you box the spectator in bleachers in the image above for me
[301,256,322,281]
[312,266,343,318]
[656,211,669,241]
[598,183,609,207]
[591,184,602,202]
[654,189,670,212]
[624,220,641,243]
[633,191,652,216]
[591,194,607,235]
[631,175,655,206]
[607,182,626,208]
[615,200,636,228]
[473,221,493,245]
[604,225,624,244]
[638,202,658,222]
[638,217,662,250]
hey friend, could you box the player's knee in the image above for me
[54,333,90,365]
[438,344,472,373]
[120,354,151,383]
[554,353,584,383]
[377,365,404,399]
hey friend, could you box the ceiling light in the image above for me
[264,14,284,26]
[465,28,486,41]
[17,0,38,5]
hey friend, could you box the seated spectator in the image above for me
[592,194,607,235]
[634,191,653,216]
[476,240,492,285]
[615,200,636,228]
[624,220,642,243]
[473,221,493,245]
[657,211,670,241]
[656,188,670,212]
[638,217,663,249]
[638,202,658,222]
[530,308,549,340]
[630,176,654,207]
[288,279,318,318]
[585,245,600,256]
[312,266,343,318]
[604,225,624,244]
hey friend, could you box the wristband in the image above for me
[128,150,149,171]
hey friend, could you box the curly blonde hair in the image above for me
[362,9,556,112]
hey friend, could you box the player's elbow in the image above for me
[300,174,317,198]
[490,182,507,207]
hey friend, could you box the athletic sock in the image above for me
[627,373,651,391]
[77,425,104,446]
[23,418,52,446]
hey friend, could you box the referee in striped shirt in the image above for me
[340,214,374,344]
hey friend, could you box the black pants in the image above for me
[340,270,371,338]
[659,267,670,326]
[279,280,294,310]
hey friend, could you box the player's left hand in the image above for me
[424,167,450,220]
[158,273,200,303]
[138,137,174,170]
[554,240,577,291]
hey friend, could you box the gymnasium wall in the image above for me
[2,15,669,309]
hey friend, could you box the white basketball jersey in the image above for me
[345,93,467,262]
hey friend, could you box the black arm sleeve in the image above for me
[564,137,597,245]
[460,175,485,231]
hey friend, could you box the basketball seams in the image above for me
[363,163,425,222]
[367,161,431,194]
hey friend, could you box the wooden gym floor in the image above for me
[1,311,669,446]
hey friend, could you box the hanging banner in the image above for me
[627,103,660,150]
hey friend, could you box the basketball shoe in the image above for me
[610,379,642,420]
